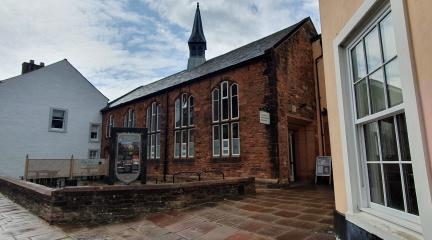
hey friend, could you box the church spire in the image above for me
[187,2,206,70]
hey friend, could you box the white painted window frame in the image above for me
[231,122,240,156]
[333,0,432,238]
[48,107,68,133]
[212,89,220,123]
[212,125,220,157]
[89,123,100,142]
[88,149,99,159]
[230,83,239,120]
[221,81,229,122]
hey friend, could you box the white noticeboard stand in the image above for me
[315,156,332,184]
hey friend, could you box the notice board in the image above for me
[315,156,332,184]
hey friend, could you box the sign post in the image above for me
[108,127,147,185]
[315,156,332,184]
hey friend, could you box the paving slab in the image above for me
[0,193,69,240]
[1,185,335,239]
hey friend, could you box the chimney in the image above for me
[21,60,45,74]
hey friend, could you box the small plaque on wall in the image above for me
[259,111,270,125]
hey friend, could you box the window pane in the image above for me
[383,164,404,211]
[213,92,220,122]
[52,110,64,118]
[151,134,155,159]
[222,98,229,120]
[182,96,188,127]
[364,122,380,162]
[123,114,127,127]
[385,59,403,107]
[402,164,418,215]
[188,129,194,157]
[232,122,239,138]
[231,84,238,96]
[222,82,228,97]
[156,105,160,131]
[367,163,384,205]
[232,122,240,156]
[222,124,229,156]
[213,125,220,156]
[364,27,382,72]
[396,114,411,162]
[181,130,187,157]
[379,117,398,162]
[151,104,156,132]
[380,14,397,61]
[231,96,239,119]
[147,107,151,129]
[174,131,180,158]
[189,96,194,126]
[369,69,386,113]
[175,99,181,128]
[355,79,369,118]
[156,133,160,159]
[351,41,367,81]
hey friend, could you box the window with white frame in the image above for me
[174,93,194,159]
[89,124,100,142]
[123,109,135,128]
[106,114,115,138]
[88,150,99,159]
[212,81,240,157]
[348,10,418,216]
[146,102,160,160]
[49,108,67,132]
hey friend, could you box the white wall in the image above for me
[0,60,108,178]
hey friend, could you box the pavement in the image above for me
[61,185,335,240]
[0,194,70,240]
[0,185,335,240]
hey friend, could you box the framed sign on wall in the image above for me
[108,127,147,185]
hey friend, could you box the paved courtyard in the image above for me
[61,185,335,240]
[0,194,69,240]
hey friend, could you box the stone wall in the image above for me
[0,176,255,224]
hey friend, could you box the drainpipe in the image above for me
[314,43,325,155]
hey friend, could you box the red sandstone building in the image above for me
[101,5,329,183]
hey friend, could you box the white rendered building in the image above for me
[0,59,108,178]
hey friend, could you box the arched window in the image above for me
[212,81,240,157]
[146,102,160,159]
[174,93,195,159]
[106,114,115,138]
[123,109,135,128]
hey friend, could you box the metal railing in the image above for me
[172,169,225,183]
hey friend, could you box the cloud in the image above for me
[0,0,320,100]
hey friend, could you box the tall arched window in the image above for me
[123,109,135,128]
[174,93,195,159]
[212,81,240,157]
[106,114,115,138]
[146,102,160,159]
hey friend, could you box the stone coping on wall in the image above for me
[0,176,255,224]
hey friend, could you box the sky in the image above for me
[0,0,320,101]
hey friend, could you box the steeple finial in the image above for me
[187,2,207,70]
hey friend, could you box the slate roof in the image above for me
[107,17,310,109]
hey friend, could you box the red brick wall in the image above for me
[273,22,318,183]
[101,61,276,179]
[101,22,319,182]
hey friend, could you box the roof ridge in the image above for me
[107,17,312,109]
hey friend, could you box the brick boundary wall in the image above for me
[0,176,255,224]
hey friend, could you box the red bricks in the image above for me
[101,22,321,182]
